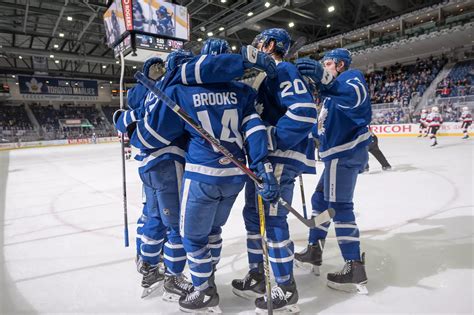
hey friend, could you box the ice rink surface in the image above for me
[1,137,473,314]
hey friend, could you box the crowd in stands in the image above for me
[366,55,447,105]
[371,108,412,125]
[102,105,120,125]
[0,105,33,131]
[436,60,473,97]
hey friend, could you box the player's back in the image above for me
[166,81,259,184]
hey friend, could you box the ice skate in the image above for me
[462,134,469,139]
[231,263,266,300]
[163,274,194,302]
[294,240,324,276]
[179,285,221,314]
[382,165,392,171]
[140,261,165,298]
[255,279,300,314]
[327,252,368,295]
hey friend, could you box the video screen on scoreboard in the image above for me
[132,0,189,41]
[104,1,127,48]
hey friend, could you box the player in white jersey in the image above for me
[460,106,472,139]
[418,109,429,137]
[426,106,443,147]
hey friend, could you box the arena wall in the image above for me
[370,122,473,137]
[0,136,119,150]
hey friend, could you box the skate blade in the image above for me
[179,305,222,314]
[232,287,264,300]
[141,282,164,299]
[294,260,320,276]
[162,291,182,302]
[327,280,368,295]
[255,304,300,314]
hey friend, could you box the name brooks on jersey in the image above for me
[192,91,238,107]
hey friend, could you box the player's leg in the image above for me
[369,137,391,170]
[430,126,439,146]
[137,184,167,289]
[462,122,470,139]
[179,179,221,313]
[151,160,191,302]
[254,164,299,313]
[232,178,267,299]
[325,147,368,294]
[295,173,329,275]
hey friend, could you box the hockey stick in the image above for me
[119,52,129,247]
[298,175,308,220]
[257,193,273,314]
[135,72,335,228]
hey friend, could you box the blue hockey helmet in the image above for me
[252,28,291,57]
[322,48,352,69]
[166,49,194,72]
[157,6,168,16]
[200,38,231,56]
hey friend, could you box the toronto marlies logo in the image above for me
[26,78,43,93]
[318,105,328,136]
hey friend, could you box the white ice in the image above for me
[1,137,473,314]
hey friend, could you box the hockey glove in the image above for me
[112,109,139,135]
[241,45,277,79]
[295,58,334,87]
[255,161,280,204]
[143,57,165,80]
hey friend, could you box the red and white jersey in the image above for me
[426,112,443,127]
[461,110,472,123]
[420,112,428,123]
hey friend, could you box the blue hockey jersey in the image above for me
[173,56,317,174]
[258,61,317,174]
[316,69,372,161]
[131,81,268,184]
[123,73,186,173]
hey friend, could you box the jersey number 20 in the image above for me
[280,79,308,98]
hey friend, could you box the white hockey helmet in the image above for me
[462,106,468,111]
[421,109,427,113]
[431,106,439,113]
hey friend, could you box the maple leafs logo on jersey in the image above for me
[318,104,328,136]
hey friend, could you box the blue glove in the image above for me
[143,57,165,80]
[112,109,139,134]
[295,58,334,87]
[255,161,280,204]
[241,45,277,79]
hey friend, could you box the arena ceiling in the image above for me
[0,0,445,82]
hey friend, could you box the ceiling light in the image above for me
[326,24,331,28]
[12,75,15,78]
[116,60,119,64]
[18,56,22,59]
[288,22,294,28]
[109,81,113,84]
[265,2,271,8]
[100,86,104,89]
[207,32,213,36]
[221,0,226,2]
[328,5,335,13]
[49,54,54,58]
[197,37,203,42]
[231,45,236,51]
[247,12,253,17]
[65,82,69,85]
[67,16,73,21]
[54,44,59,48]
[59,33,64,37]
[219,27,224,31]
[55,60,59,63]
[102,65,107,69]
[132,66,137,69]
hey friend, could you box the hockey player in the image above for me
[426,106,443,147]
[294,48,371,294]
[418,109,429,137]
[114,52,194,300]
[460,106,472,139]
[128,38,278,313]
[230,29,317,313]
[154,6,174,37]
